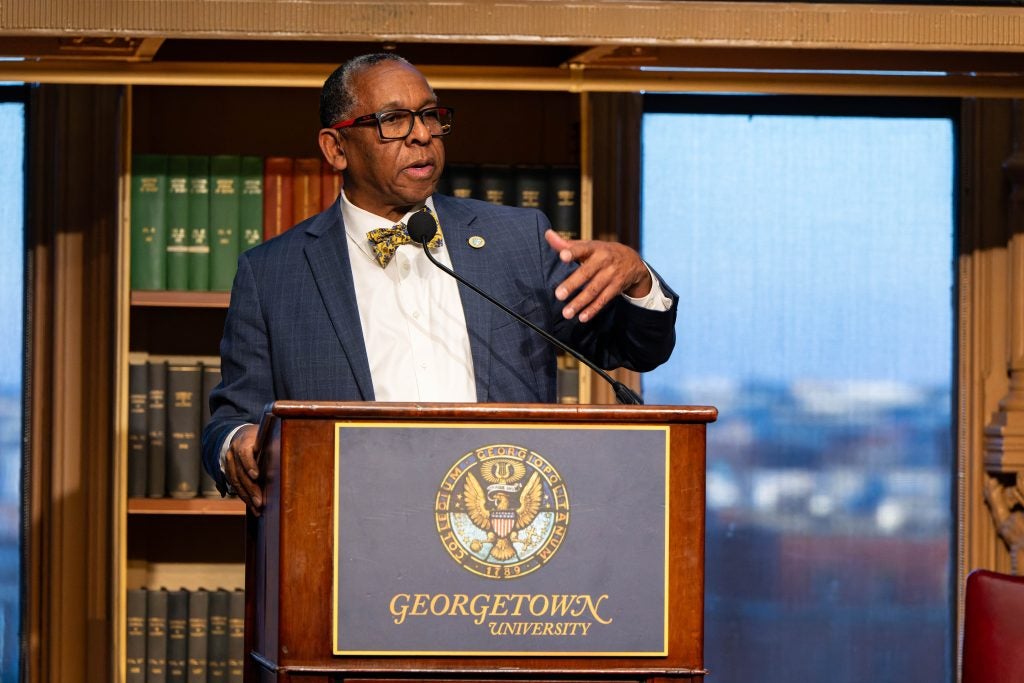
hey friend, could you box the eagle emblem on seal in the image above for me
[464,459,543,561]
[435,444,570,579]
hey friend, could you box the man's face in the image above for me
[336,62,446,222]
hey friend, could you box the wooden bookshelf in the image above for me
[127,497,245,516]
[130,290,230,308]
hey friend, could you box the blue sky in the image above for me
[640,112,954,392]
[0,103,22,391]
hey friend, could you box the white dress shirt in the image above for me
[342,193,477,402]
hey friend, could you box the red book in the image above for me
[321,159,343,211]
[263,157,294,241]
[293,158,322,224]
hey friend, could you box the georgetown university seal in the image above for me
[435,444,570,579]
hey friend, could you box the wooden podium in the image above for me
[246,401,716,682]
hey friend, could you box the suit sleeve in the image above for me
[200,252,275,490]
[538,218,679,373]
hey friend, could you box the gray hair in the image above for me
[319,53,414,128]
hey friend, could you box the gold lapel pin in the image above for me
[468,235,486,249]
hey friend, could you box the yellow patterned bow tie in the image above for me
[366,216,444,267]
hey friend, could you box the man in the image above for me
[201,53,678,515]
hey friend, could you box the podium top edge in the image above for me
[262,401,718,424]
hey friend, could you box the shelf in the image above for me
[127,497,246,516]
[131,290,230,308]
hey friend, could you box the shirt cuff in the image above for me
[218,423,253,494]
[621,264,673,312]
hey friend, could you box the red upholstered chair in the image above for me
[962,568,1024,683]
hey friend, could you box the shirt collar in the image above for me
[341,191,437,262]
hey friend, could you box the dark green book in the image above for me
[130,154,168,291]
[444,164,477,200]
[126,588,147,683]
[187,155,211,292]
[167,589,188,683]
[239,156,263,253]
[166,361,202,499]
[227,589,245,683]
[479,164,513,206]
[146,360,167,498]
[166,155,190,291]
[200,361,221,498]
[146,588,169,683]
[209,155,241,292]
[514,164,548,210]
[548,165,581,240]
[187,589,209,683]
[127,356,148,498]
[208,589,230,682]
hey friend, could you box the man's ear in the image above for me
[318,129,347,172]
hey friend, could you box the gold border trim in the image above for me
[331,421,671,657]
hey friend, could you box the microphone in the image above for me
[407,210,643,405]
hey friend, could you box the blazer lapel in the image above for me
[434,194,495,402]
[303,205,375,400]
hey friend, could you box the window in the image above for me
[0,88,26,682]
[642,96,955,682]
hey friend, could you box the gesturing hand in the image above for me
[545,229,652,323]
[224,424,264,517]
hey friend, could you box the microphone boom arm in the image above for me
[413,232,643,405]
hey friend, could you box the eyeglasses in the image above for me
[330,106,455,140]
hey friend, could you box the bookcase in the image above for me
[117,74,591,681]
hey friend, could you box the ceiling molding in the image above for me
[2,1,1024,54]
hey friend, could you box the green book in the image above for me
[165,155,190,291]
[167,589,188,683]
[166,361,202,499]
[147,360,167,498]
[187,155,211,291]
[209,155,241,292]
[548,165,581,241]
[227,589,245,683]
[239,155,263,253]
[126,588,147,683]
[128,356,148,498]
[200,362,222,498]
[130,154,168,290]
[146,588,169,683]
[187,589,209,683]
[208,589,230,682]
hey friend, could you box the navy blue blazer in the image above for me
[201,193,678,487]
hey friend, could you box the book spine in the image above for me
[200,362,221,498]
[128,359,148,498]
[207,589,230,682]
[167,589,189,683]
[187,155,211,291]
[227,589,245,683]
[556,355,580,405]
[548,165,581,240]
[165,155,191,291]
[209,155,241,292]
[146,360,168,498]
[320,158,342,211]
[292,157,322,224]
[262,156,294,241]
[479,164,513,206]
[130,154,168,291]
[166,362,202,499]
[239,155,264,253]
[146,588,169,683]
[445,163,477,200]
[126,588,147,683]
[187,589,209,683]
[514,164,548,210]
